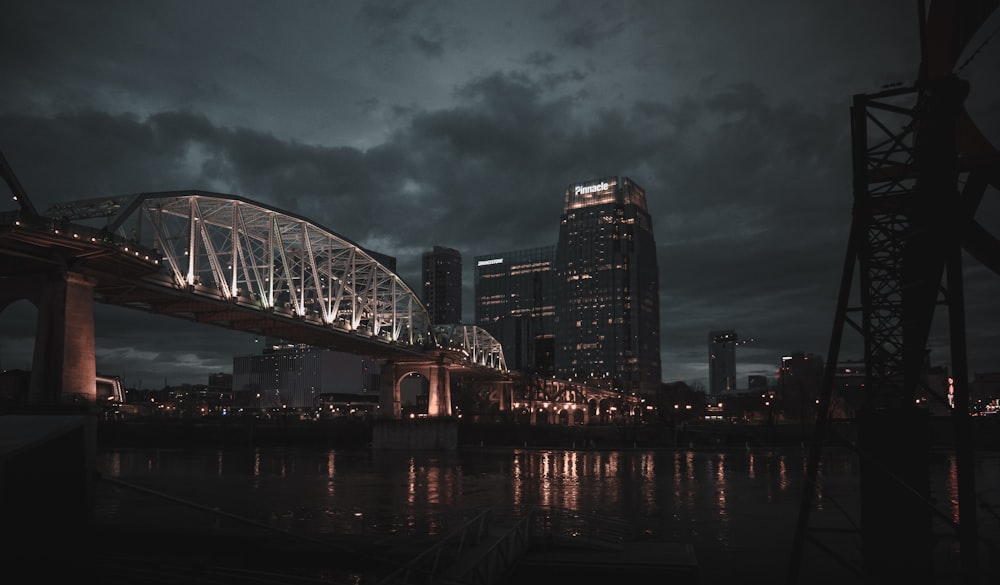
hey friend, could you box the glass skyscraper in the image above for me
[474,246,556,375]
[554,176,661,396]
[421,246,462,324]
[709,330,738,394]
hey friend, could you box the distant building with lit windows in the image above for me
[554,177,661,396]
[776,351,823,421]
[421,246,462,324]
[474,246,556,375]
[709,330,738,394]
[232,339,382,410]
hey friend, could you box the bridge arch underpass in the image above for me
[2,188,508,412]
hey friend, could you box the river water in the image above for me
[94,445,1000,584]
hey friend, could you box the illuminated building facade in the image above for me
[474,246,556,375]
[554,177,661,396]
[421,246,462,324]
[709,330,738,394]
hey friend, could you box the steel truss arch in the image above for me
[101,191,433,348]
[432,324,508,372]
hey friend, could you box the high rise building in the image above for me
[554,176,661,396]
[474,246,556,375]
[421,246,462,324]
[777,351,824,421]
[709,330,738,394]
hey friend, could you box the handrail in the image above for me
[458,509,536,585]
[375,508,493,585]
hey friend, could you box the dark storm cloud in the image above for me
[0,61,896,385]
[2,0,998,389]
[558,17,630,50]
[356,0,453,57]
[524,51,557,68]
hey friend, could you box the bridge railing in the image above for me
[1,209,162,267]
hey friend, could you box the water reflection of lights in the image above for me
[640,452,655,507]
[427,467,440,504]
[100,446,927,565]
[673,451,696,514]
[778,456,789,490]
[715,454,730,543]
[946,454,960,526]
[326,452,335,497]
[512,452,524,508]
[407,456,416,506]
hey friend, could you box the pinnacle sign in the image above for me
[574,181,611,196]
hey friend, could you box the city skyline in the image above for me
[2,1,998,390]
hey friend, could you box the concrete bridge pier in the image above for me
[378,357,454,420]
[30,272,98,406]
[0,271,98,407]
[375,357,458,450]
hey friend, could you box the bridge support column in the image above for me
[379,360,402,420]
[427,363,451,417]
[29,272,97,406]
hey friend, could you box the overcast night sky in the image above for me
[2,0,998,390]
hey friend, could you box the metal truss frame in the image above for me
[35,190,508,374]
[432,323,508,372]
[88,191,433,347]
[787,1,1000,582]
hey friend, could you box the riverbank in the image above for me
[93,415,1000,450]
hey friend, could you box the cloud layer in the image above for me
[2,0,998,389]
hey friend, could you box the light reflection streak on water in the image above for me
[252,449,262,489]
[407,456,416,506]
[607,451,621,508]
[946,453,960,526]
[673,451,696,515]
[715,454,730,544]
[424,465,455,528]
[326,451,335,497]
[640,452,655,508]
[512,452,523,509]
[562,451,579,511]
[540,451,552,509]
[606,451,620,477]
[748,452,756,480]
[217,451,223,477]
[814,460,824,511]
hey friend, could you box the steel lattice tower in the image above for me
[787,1,1000,583]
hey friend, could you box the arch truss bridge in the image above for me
[2,189,507,405]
